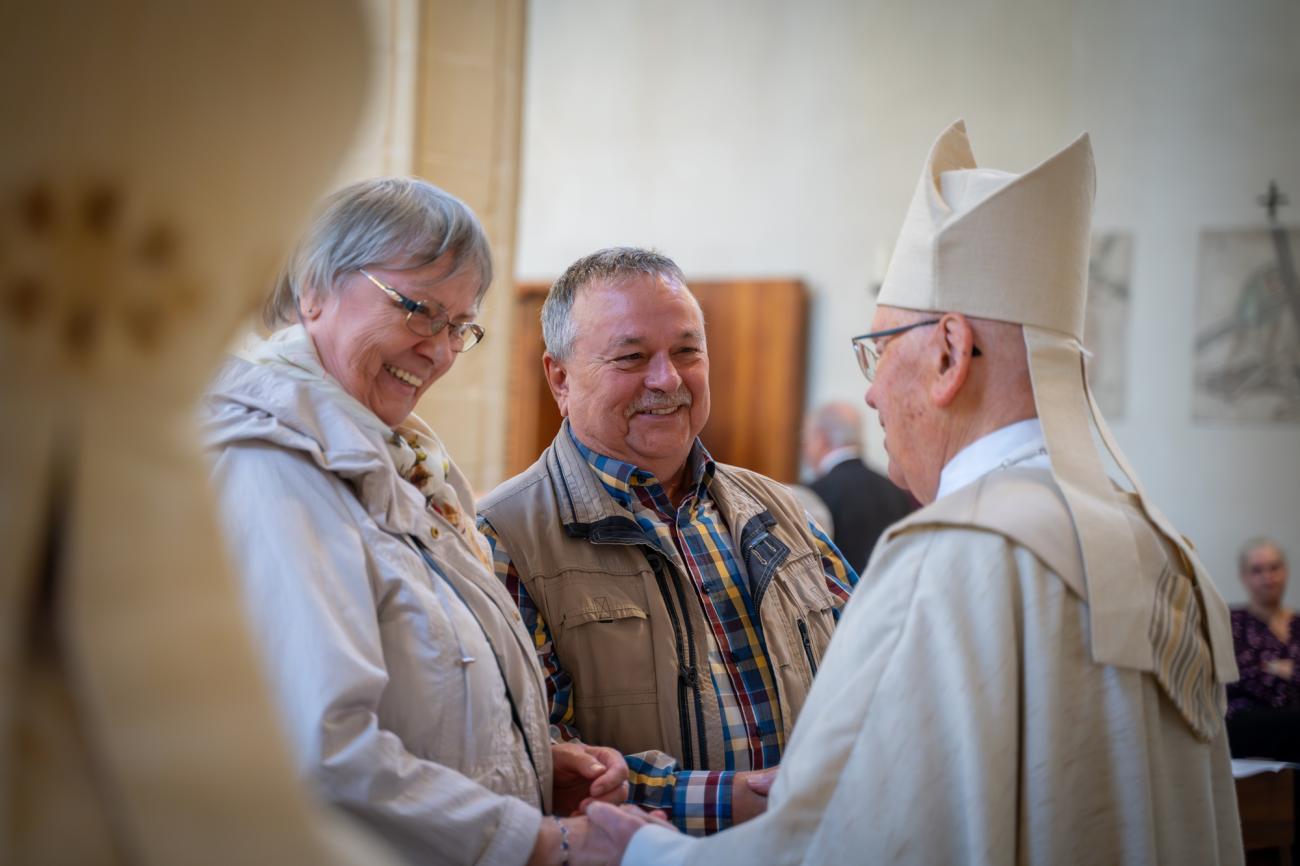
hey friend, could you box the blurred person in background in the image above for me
[203,177,628,866]
[803,400,915,571]
[1226,537,1300,761]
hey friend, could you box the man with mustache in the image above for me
[478,247,857,836]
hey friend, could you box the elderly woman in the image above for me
[203,177,627,866]
[1228,537,1299,716]
[1226,537,1300,771]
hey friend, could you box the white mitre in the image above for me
[878,120,1234,680]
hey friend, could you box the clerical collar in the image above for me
[816,445,859,477]
[935,418,1049,501]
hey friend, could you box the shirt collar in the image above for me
[566,426,716,510]
[816,446,860,476]
[935,418,1049,501]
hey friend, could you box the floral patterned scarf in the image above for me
[243,325,491,568]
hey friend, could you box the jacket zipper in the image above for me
[797,618,818,677]
[649,552,697,768]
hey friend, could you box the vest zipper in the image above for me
[663,560,710,768]
[650,553,712,764]
[797,618,818,677]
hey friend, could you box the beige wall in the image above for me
[409,0,525,493]
[514,0,1300,606]
[308,0,526,493]
[332,0,420,184]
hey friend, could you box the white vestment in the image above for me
[627,424,1242,866]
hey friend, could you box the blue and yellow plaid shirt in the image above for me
[478,434,857,834]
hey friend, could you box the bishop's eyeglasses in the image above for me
[851,318,981,382]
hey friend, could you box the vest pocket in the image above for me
[552,594,658,702]
[768,556,838,684]
[561,602,647,630]
[797,618,818,676]
[790,599,835,683]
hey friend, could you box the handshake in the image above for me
[539,742,778,866]
[539,802,675,866]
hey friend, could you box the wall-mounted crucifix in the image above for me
[1257,180,1289,224]
[1257,181,1300,335]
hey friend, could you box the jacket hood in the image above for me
[202,356,429,536]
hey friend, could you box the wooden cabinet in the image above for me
[506,279,808,482]
[504,285,561,476]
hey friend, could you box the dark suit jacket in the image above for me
[810,457,916,573]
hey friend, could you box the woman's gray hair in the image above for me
[264,176,492,327]
[541,246,688,361]
[1239,536,1287,574]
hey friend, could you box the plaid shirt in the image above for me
[478,434,857,834]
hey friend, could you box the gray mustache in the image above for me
[625,389,692,416]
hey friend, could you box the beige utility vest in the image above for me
[478,430,844,767]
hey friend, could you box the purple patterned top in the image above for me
[1227,608,1300,716]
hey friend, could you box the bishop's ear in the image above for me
[929,313,977,408]
[542,353,571,417]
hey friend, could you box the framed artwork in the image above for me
[1084,232,1133,419]
[1193,228,1300,423]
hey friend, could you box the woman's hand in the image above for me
[583,802,678,864]
[1264,658,1295,680]
[551,742,630,817]
[526,816,587,866]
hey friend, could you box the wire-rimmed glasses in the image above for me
[359,268,484,352]
[851,318,982,381]
[850,319,941,381]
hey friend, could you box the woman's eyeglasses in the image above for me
[359,268,484,352]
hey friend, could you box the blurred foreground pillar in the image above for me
[0,3,401,863]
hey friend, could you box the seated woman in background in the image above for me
[1226,537,1300,761]
[203,177,626,866]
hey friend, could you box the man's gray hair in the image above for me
[264,176,492,327]
[541,246,688,361]
[1239,536,1288,573]
[809,401,864,450]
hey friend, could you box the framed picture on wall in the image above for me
[1084,232,1133,420]
[1192,227,1300,423]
